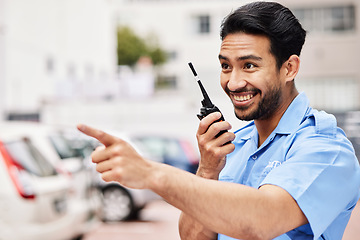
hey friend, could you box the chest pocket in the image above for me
[260,160,282,177]
[257,134,296,183]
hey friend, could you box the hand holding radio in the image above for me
[188,62,235,178]
[188,62,230,140]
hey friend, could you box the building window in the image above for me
[46,57,55,74]
[156,75,177,90]
[293,5,355,33]
[85,64,94,81]
[67,63,77,80]
[167,51,178,61]
[329,6,355,31]
[192,15,211,34]
[296,77,359,111]
[7,112,40,122]
[199,15,210,33]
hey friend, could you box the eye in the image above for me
[221,63,231,71]
[244,63,256,69]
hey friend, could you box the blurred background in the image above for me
[0,0,359,239]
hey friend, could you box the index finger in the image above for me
[77,123,118,147]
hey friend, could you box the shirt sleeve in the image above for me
[260,129,360,239]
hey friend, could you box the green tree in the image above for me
[117,26,167,66]
[117,26,147,66]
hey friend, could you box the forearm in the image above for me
[177,113,232,239]
[149,163,259,239]
[149,162,306,240]
[178,167,220,240]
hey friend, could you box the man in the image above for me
[78,1,360,239]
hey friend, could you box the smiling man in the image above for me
[179,2,360,239]
[78,2,360,240]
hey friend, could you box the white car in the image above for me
[0,121,100,240]
[69,130,162,222]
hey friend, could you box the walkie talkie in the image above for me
[188,62,228,138]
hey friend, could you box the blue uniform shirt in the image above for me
[218,92,360,240]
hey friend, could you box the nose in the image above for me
[227,70,247,91]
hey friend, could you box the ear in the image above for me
[283,55,300,83]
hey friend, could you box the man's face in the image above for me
[219,33,284,121]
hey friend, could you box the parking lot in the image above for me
[83,200,181,240]
[83,199,360,240]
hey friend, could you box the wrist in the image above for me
[196,167,220,180]
[146,160,166,192]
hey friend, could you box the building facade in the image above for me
[0,0,117,120]
[0,0,359,141]
[113,0,360,114]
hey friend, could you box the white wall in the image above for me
[0,0,6,119]
[3,0,117,112]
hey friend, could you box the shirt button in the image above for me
[252,155,258,160]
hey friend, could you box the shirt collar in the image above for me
[238,92,310,141]
[274,92,310,135]
[238,121,255,141]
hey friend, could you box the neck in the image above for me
[254,89,298,147]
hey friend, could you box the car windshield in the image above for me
[5,139,57,177]
[135,137,188,161]
[49,134,80,159]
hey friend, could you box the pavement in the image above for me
[83,200,181,240]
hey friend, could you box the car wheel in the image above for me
[101,185,134,221]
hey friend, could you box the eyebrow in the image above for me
[218,54,262,61]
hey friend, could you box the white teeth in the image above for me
[234,94,253,102]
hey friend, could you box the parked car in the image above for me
[132,135,200,174]
[65,130,161,222]
[0,121,100,240]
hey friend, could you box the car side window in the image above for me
[4,139,57,177]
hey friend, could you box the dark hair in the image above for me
[220,1,306,69]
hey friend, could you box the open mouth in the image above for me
[229,91,259,109]
[233,93,254,102]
